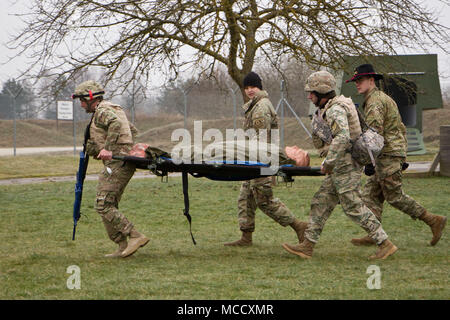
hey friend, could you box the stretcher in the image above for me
[112,144,323,244]
[113,154,323,181]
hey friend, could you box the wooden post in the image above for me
[428,152,440,176]
[440,125,450,177]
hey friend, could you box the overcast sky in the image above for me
[1,0,449,89]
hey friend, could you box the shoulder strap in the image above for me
[355,105,369,132]
[244,98,258,115]
[83,114,94,153]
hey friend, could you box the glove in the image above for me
[402,162,409,171]
[364,164,375,176]
[319,145,329,158]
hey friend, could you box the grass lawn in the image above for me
[0,173,448,300]
[0,153,105,180]
[0,152,437,180]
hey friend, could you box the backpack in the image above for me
[351,107,384,166]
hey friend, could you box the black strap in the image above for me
[244,96,260,115]
[72,91,105,99]
[182,171,196,245]
[83,114,94,152]
[355,105,370,132]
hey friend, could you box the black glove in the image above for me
[402,162,409,171]
[364,164,375,176]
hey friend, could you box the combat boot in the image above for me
[418,211,447,246]
[282,238,315,259]
[368,239,398,260]
[121,229,150,258]
[350,235,376,246]
[289,218,308,243]
[105,240,128,258]
[224,231,252,246]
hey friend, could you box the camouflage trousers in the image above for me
[363,155,426,221]
[95,160,136,244]
[305,169,388,245]
[237,177,295,232]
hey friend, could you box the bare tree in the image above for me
[8,0,450,100]
[256,57,312,116]
[156,68,241,119]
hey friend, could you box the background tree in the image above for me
[156,62,312,119]
[442,84,450,109]
[36,68,102,121]
[0,79,36,119]
[37,75,77,120]
[156,78,197,117]
[110,61,153,121]
[256,57,312,117]
[8,0,450,101]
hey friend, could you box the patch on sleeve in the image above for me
[252,117,266,129]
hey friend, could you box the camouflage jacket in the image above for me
[363,88,407,157]
[311,108,332,157]
[242,90,278,142]
[86,101,138,158]
[322,95,361,172]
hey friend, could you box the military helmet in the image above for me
[305,71,336,94]
[72,80,105,100]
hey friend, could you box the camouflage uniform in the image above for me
[237,90,295,232]
[86,100,139,244]
[305,95,388,244]
[361,87,426,221]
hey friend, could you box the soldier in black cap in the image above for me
[224,71,308,246]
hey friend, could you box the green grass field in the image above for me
[0,172,448,300]
[0,151,437,180]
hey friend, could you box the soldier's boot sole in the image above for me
[105,240,128,258]
[121,236,150,258]
[281,243,312,259]
[105,250,124,258]
[430,216,447,246]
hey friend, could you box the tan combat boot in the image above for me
[289,219,308,243]
[224,231,252,246]
[105,240,128,258]
[350,235,376,246]
[281,238,315,259]
[368,239,398,260]
[418,211,447,246]
[121,229,150,258]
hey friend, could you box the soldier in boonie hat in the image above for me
[346,64,448,247]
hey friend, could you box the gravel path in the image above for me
[0,146,81,156]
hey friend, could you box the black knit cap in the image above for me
[243,71,263,90]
